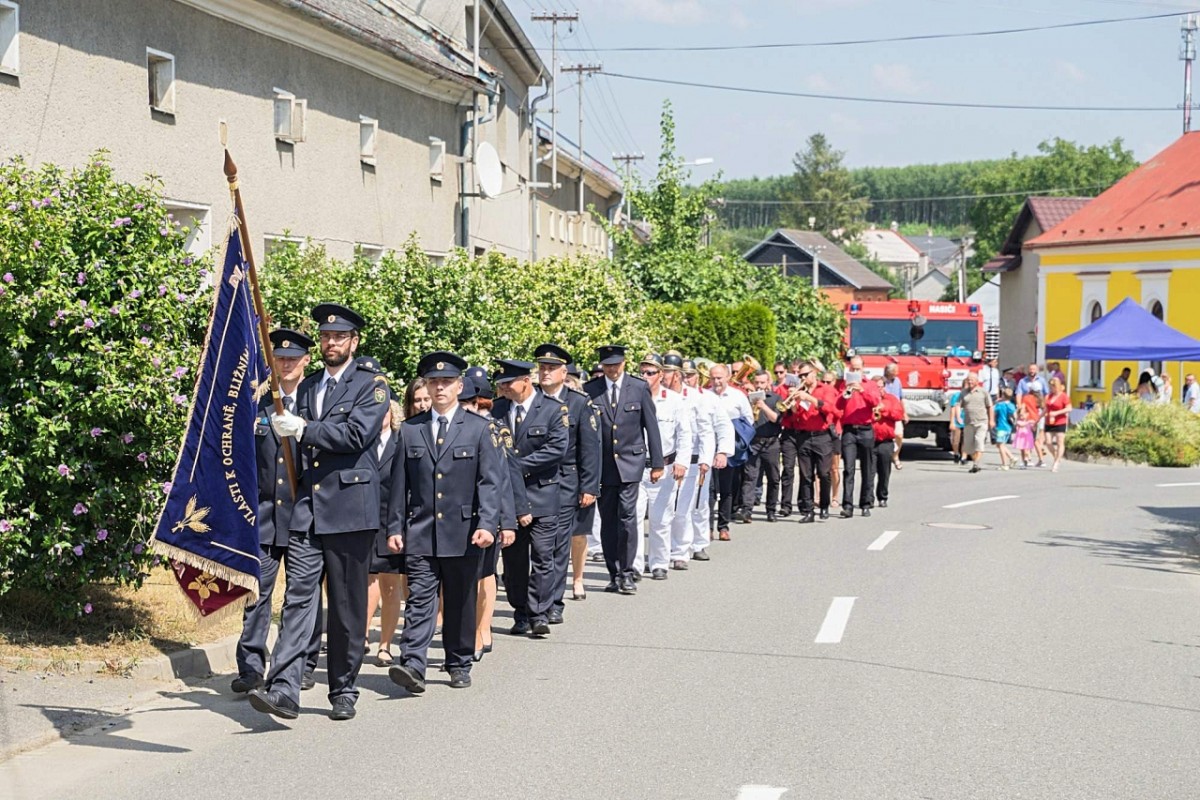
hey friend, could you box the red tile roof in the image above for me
[1027,132,1200,248]
[1025,197,1092,234]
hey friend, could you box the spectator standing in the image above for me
[1159,373,1174,405]
[992,388,1017,470]
[958,373,995,474]
[1135,371,1158,402]
[1183,374,1200,413]
[1021,387,1047,467]
[979,357,1001,400]
[1044,376,1072,472]
[1048,361,1066,386]
[998,369,1017,396]
[948,387,965,464]
[1012,402,1037,468]
[1111,367,1132,398]
[1017,364,1049,399]
[883,364,906,471]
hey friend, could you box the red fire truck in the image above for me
[843,299,986,450]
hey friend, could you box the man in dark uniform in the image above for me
[492,359,569,637]
[534,344,600,625]
[386,352,503,692]
[232,329,322,695]
[584,345,664,595]
[250,304,388,722]
[740,370,784,522]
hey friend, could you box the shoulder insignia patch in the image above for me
[562,413,570,428]
[589,414,598,431]
[374,386,386,404]
[373,374,388,382]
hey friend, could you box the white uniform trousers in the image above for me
[688,468,713,554]
[635,467,676,573]
[669,462,702,560]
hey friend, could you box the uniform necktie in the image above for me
[514,404,525,433]
[283,396,295,414]
[436,415,448,455]
[318,377,336,417]
[609,383,617,408]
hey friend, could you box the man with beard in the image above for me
[252,304,389,722]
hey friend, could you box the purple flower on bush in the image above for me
[160,227,170,236]
[158,284,168,296]
[2,273,12,284]
[129,289,142,299]
[133,543,144,555]
[109,306,120,315]
[176,292,187,302]
[112,217,132,228]
[90,427,103,438]
[140,337,150,346]
[133,203,144,211]
[121,433,134,444]
[55,309,66,319]
[49,319,57,328]
[141,324,152,332]
[83,318,95,330]
[57,464,70,477]
[172,366,186,379]
[32,240,41,250]
[185,258,195,267]
[96,529,108,541]
[0,520,11,533]
[83,603,93,614]
[4,203,16,212]
[162,482,172,495]
[73,544,84,556]
[151,357,161,367]
[136,452,148,463]
[77,272,86,285]
[173,394,186,405]
[73,503,88,516]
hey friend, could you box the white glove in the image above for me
[270,410,307,439]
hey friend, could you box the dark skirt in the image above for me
[1045,423,1067,434]
[573,503,597,537]
[370,552,405,575]
[477,539,500,579]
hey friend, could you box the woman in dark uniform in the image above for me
[366,398,404,666]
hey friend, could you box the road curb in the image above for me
[0,625,275,681]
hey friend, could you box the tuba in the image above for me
[733,354,761,386]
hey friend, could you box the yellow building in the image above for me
[1027,132,1200,406]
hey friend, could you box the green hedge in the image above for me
[1067,398,1200,467]
[668,301,777,368]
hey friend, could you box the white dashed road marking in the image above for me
[736,785,789,799]
[942,494,1019,509]
[814,597,857,644]
[868,530,900,551]
[1155,482,1200,487]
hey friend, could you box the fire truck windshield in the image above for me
[849,318,979,357]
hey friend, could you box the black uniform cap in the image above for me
[269,328,313,358]
[534,343,572,366]
[417,350,467,379]
[493,359,534,384]
[464,367,494,399]
[566,363,581,378]
[597,345,626,365]
[312,303,366,332]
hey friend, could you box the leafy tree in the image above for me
[747,268,846,367]
[604,101,751,304]
[781,133,870,243]
[0,155,212,614]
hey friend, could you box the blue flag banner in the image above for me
[152,226,266,618]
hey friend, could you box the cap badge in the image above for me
[282,340,291,348]
[327,314,336,323]
[436,361,445,370]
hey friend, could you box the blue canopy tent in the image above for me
[1045,297,1200,361]
[1045,297,1200,401]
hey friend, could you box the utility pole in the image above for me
[531,11,577,190]
[561,63,602,214]
[1181,14,1197,133]
[612,152,644,224]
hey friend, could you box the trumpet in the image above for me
[777,394,800,412]
[873,404,884,421]
[733,354,761,385]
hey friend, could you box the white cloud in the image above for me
[805,73,834,92]
[1054,60,1087,84]
[870,63,926,95]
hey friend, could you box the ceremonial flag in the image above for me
[152,226,266,618]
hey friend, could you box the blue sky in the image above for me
[508,0,1197,180]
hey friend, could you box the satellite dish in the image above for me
[475,142,503,199]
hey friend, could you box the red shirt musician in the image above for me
[781,362,841,523]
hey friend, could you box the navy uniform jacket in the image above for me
[374,432,401,558]
[289,359,389,535]
[386,408,503,557]
[584,374,664,485]
[486,416,523,531]
[492,394,570,518]
[540,387,601,507]
[255,394,300,547]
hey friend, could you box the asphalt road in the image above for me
[3,448,1200,799]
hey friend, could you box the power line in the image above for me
[601,70,1183,111]
[719,185,1112,206]
[498,9,1199,53]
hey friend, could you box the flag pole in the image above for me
[223,149,298,496]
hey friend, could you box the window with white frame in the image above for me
[146,48,175,114]
[273,89,306,143]
[0,1,18,75]
[429,137,445,183]
[263,234,305,261]
[356,243,385,264]
[164,200,211,260]
[1086,301,1103,387]
[359,116,377,165]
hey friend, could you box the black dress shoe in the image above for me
[819,509,830,520]
[509,618,532,635]
[472,650,484,663]
[231,674,264,694]
[766,513,777,522]
[530,619,551,636]
[247,688,299,720]
[448,669,472,689]
[737,512,752,524]
[839,507,854,519]
[861,508,872,517]
[651,568,668,580]
[618,576,637,595]
[483,643,493,654]
[631,570,642,583]
[879,500,888,508]
[799,513,815,524]
[300,672,316,691]
[778,510,792,518]
[605,580,619,593]
[691,549,710,561]
[329,697,356,721]
[547,609,564,625]
[388,664,426,694]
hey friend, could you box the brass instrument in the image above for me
[873,404,884,421]
[733,354,761,386]
[778,394,800,412]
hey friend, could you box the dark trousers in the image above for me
[550,504,577,614]
[797,430,834,514]
[741,437,781,514]
[599,481,639,579]
[400,551,482,676]
[501,513,561,624]
[780,431,800,513]
[874,440,895,503]
[715,465,738,530]
[235,543,322,681]
[841,426,876,509]
[266,529,372,704]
